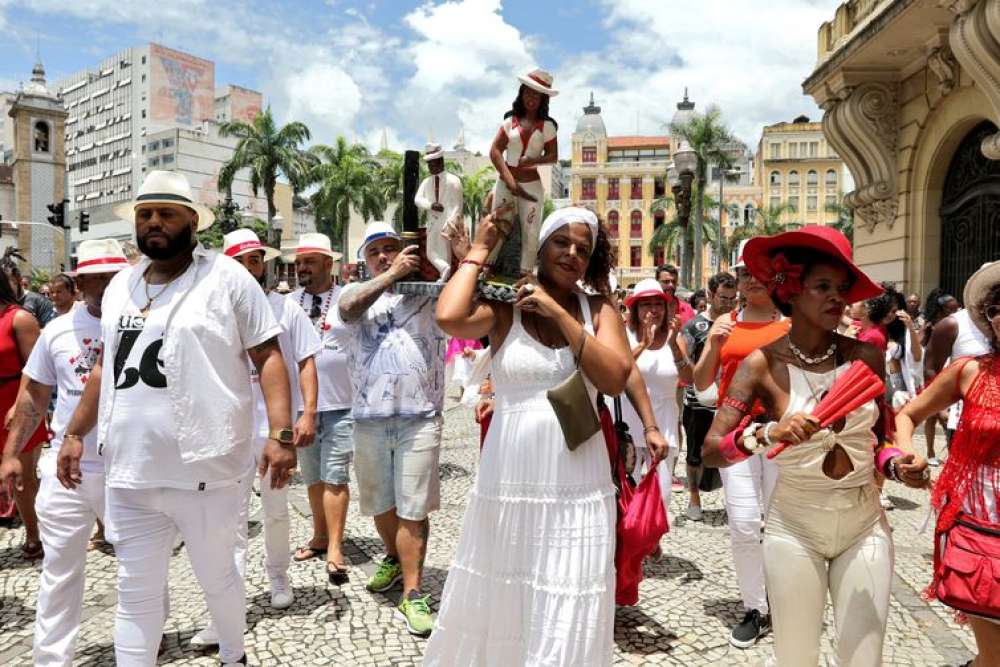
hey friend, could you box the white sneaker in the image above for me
[880,492,895,510]
[189,622,219,648]
[928,456,942,467]
[686,504,704,521]
[269,575,294,609]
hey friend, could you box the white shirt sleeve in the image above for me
[543,120,557,143]
[284,299,323,361]
[22,326,56,387]
[414,176,433,211]
[232,269,282,350]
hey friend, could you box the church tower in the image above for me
[9,61,68,272]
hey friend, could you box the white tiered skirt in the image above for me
[423,394,617,666]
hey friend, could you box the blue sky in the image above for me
[0,0,841,153]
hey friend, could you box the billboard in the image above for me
[149,44,214,127]
[227,86,263,124]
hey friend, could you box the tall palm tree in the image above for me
[649,187,720,271]
[376,149,462,228]
[308,137,384,253]
[461,166,497,235]
[217,107,313,239]
[670,106,738,282]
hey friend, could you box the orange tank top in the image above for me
[717,319,791,403]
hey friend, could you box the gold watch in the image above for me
[268,428,294,445]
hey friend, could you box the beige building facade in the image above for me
[805,0,1000,298]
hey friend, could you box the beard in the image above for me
[137,225,194,260]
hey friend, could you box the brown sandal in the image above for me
[22,540,44,560]
[292,544,327,562]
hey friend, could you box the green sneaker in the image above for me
[397,591,434,637]
[366,556,403,593]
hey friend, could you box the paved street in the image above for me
[0,399,979,666]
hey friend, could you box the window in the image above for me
[807,170,818,188]
[770,195,781,210]
[582,146,597,163]
[769,142,781,159]
[654,177,665,198]
[744,204,755,224]
[653,210,665,229]
[141,74,146,83]
[148,156,159,167]
[34,121,50,152]
[607,210,619,238]
[788,171,800,187]
[654,248,664,266]
[162,154,174,164]
[141,55,146,64]
[148,141,160,151]
[825,169,837,187]
[608,178,619,200]
[630,210,642,237]
[630,178,643,199]
[141,109,146,119]
[807,195,817,212]
[630,245,641,268]
[581,178,596,200]
[770,171,782,186]
[788,196,799,213]
[809,141,818,157]
[789,143,798,158]
[162,138,174,148]
[825,194,838,211]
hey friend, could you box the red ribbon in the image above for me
[751,252,804,302]
[224,240,263,257]
[76,257,128,269]
[528,73,551,90]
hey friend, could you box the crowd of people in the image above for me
[0,166,997,667]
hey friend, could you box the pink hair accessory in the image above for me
[752,252,804,302]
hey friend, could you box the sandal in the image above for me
[22,540,44,560]
[292,544,328,562]
[327,562,349,586]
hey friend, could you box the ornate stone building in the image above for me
[804,0,1000,297]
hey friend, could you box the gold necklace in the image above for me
[140,261,190,317]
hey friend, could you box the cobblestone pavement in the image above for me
[0,400,978,666]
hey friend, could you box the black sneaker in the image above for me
[729,609,771,648]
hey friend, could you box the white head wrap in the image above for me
[537,206,599,251]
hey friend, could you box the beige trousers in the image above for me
[763,482,894,667]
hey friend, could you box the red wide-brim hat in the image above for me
[742,225,883,304]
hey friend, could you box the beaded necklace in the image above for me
[298,287,333,332]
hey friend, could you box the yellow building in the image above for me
[571,94,671,284]
[755,116,846,225]
[804,0,1000,298]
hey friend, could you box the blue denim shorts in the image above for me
[353,415,442,521]
[298,409,354,485]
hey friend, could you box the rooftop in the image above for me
[607,136,670,149]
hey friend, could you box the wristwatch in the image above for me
[741,423,762,454]
[268,428,294,445]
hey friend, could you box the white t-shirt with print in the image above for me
[251,291,323,439]
[336,285,447,420]
[105,278,252,489]
[289,286,351,412]
[23,306,103,473]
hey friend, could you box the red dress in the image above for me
[0,304,48,454]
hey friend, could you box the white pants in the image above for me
[764,483,893,666]
[489,178,545,273]
[720,452,778,614]
[33,457,105,667]
[105,484,246,665]
[234,438,290,579]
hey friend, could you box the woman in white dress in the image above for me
[429,206,642,665]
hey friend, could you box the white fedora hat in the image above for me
[73,239,129,275]
[517,68,558,97]
[964,260,1000,337]
[223,228,281,262]
[424,143,444,161]
[294,232,342,262]
[358,221,400,260]
[114,170,216,231]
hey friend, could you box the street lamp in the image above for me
[270,213,284,285]
[672,141,697,286]
[717,167,742,272]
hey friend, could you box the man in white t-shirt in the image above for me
[59,171,295,667]
[287,232,355,584]
[189,229,323,648]
[0,239,127,667]
[338,222,447,638]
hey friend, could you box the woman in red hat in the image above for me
[702,225,929,666]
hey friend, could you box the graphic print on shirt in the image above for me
[113,313,166,390]
[67,335,101,395]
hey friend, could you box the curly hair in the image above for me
[582,221,614,295]
[504,85,559,130]
[769,247,857,316]
[923,287,957,325]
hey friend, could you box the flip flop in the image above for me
[327,562,349,586]
[293,545,327,562]
[22,540,44,560]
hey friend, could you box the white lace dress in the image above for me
[423,294,616,666]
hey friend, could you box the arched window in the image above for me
[788,170,800,187]
[653,209,665,229]
[630,210,642,237]
[607,210,619,238]
[769,170,781,186]
[825,169,838,187]
[743,203,755,224]
[34,121,50,153]
[807,170,818,187]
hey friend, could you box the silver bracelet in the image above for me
[762,421,778,448]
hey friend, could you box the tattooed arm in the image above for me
[248,336,295,490]
[0,377,53,491]
[339,246,420,323]
[701,351,763,468]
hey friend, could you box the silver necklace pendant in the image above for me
[789,339,836,365]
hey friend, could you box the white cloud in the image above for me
[284,62,363,137]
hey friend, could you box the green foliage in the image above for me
[197,217,271,250]
[375,149,462,228]
[461,166,497,227]
[308,137,385,252]
[825,195,854,242]
[648,187,721,264]
[30,268,51,292]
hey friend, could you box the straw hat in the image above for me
[424,143,444,161]
[293,232,342,261]
[73,239,129,275]
[517,68,558,97]
[114,170,215,231]
[963,260,1000,337]
[222,228,280,262]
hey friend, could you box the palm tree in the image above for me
[308,137,384,253]
[670,106,738,282]
[376,149,462,228]
[649,187,721,270]
[461,166,497,235]
[217,107,313,241]
[825,196,854,242]
[726,203,801,264]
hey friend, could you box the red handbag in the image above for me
[934,513,1000,620]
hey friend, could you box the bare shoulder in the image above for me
[12,309,39,330]
[838,333,884,372]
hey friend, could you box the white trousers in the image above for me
[489,178,545,273]
[234,438,290,579]
[764,483,893,667]
[105,484,246,665]
[33,457,105,667]
[719,452,778,614]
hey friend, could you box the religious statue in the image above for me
[414,143,464,280]
[487,68,559,279]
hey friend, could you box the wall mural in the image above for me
[149,44,214,127]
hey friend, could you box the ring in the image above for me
[523,284,535,294]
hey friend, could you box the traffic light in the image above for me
[79,210,90,233]
[46,199,68,228]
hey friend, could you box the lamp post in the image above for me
[672,141,697,287]
[270,213,284,286]
[717,167,741,272]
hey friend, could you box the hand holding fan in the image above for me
[767,360,883,459]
